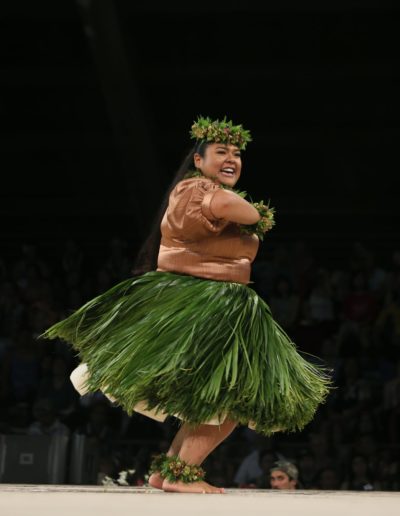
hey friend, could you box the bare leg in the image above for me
[73,363,235,493]
[161,418,236,494]
[148,423,187,489]
[149,419,236,491]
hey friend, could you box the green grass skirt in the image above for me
[41,271,332,435]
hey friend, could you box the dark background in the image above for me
[1,0,400,489]
[1,0,399,264]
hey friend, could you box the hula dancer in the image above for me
[41,116,331,494]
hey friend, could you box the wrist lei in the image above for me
[184,170,276,240]
[239,200,276,241]
[149,453,206,484]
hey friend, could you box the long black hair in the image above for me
[132,141,210,275]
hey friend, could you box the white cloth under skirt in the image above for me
[70,363,259,429]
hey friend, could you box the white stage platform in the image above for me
[1,484,399,516]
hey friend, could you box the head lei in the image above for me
[190,116,252,151]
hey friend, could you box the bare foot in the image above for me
[162,479,225,494]
[148,472,164,490]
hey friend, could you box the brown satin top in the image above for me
[157,177,259,284]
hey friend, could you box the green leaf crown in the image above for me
[190,116,252,150]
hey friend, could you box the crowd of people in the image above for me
[0,236,399,490]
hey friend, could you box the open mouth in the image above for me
[220,167,235,178]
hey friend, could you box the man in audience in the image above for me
[270,460,299,490]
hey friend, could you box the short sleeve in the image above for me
[201,186,220,222]
[166,178,230,237]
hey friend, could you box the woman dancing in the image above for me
[41,116,331,494]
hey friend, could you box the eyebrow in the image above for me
[216,145,241,152]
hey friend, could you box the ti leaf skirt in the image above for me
[41,271,331,436]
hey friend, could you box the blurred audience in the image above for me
[27,397,70,437]
[1,238,400,489]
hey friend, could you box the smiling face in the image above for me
[193,142,242,187]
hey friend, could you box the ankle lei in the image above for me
[149,453,206,484]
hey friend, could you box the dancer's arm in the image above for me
[209,189,261,224]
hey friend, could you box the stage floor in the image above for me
[1,484,399,516]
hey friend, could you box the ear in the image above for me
[193,152,202,169]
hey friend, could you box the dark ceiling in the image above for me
[1,0,399,252]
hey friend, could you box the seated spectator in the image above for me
[373,448,400,491]
[27,397,70,436]
[364,249,388,302]
[342,270,378,326]
[315,467,342,490]
[296,448,318,489]
[351,433,378,463]
[269,460,299,490]
[233,437,283,487]
[307,431,336,473]
[291,240,316,298]
[269,275,300,333]
[74,400,116,456]
[27,300,59,339]
[252,244,295,302]
[1,402,31,435]
[375,277,400,349]
[37,354,79,420]
[341,454,377,491]
[0,282,25,338]
[334,357,375,418]
[307,269,335,325]
[254,449,284,488]
[383,360,400,443]
[2,329,40,404]
[97,454,121,485]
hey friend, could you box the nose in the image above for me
[226,154,237,163]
